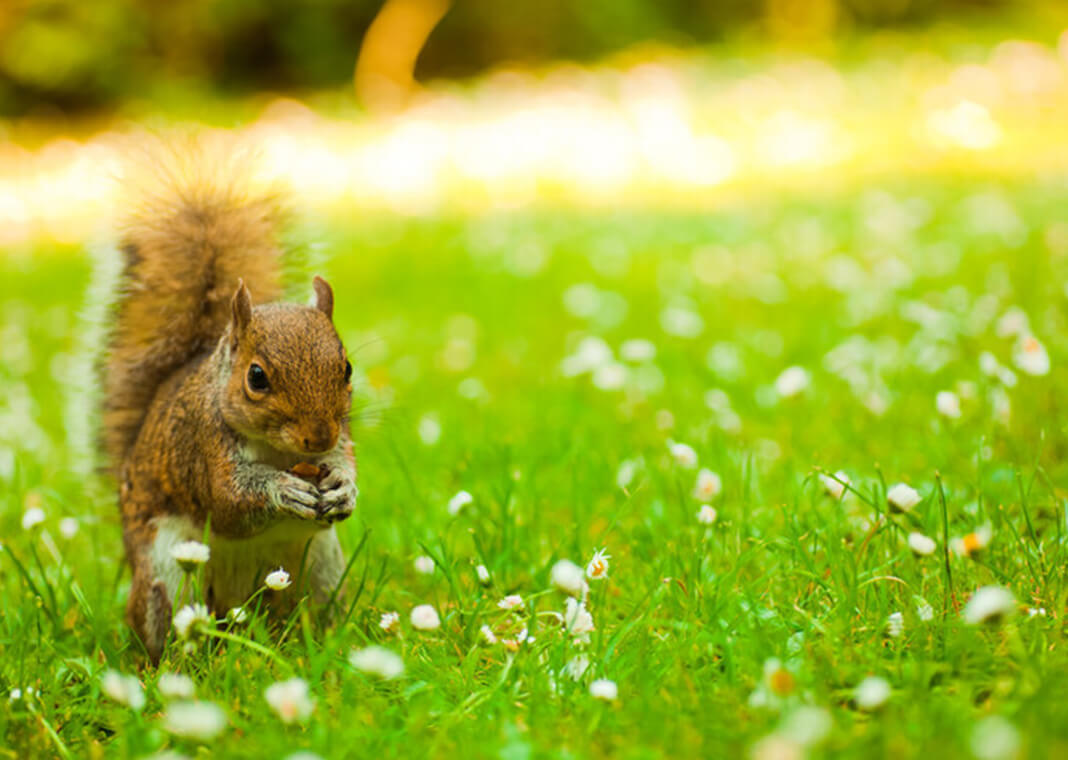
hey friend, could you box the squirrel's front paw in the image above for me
[317,468,358,523]
[273,472,322,521]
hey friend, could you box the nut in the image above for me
[290,462,327,482]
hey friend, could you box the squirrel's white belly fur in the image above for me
[149,514,345,614]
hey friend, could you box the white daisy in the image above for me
[564,655,590,681]
[21,507,45,531]
[264,678,315,724]
[379,611,400,632]
[819,471,850,500]
[885,611,904,638]
[589,679,618,701]
[264,568,291,590]
[158,673,195,701]
[774,366,809,398]
[1013,334,1050,376]
[763,658,796,696]
[854,676,891,710]
[951,524,993,557]
[693,468,722,500]
[914,596,935,621]
[616,459,640,489]
[667,440,698,469]
[414,555,435,575]
[907,532,937,556]
[417,414,442,445]
[410,604,441,631]
[863,390,890,416]
[660,305,704,339]
[479,625,498,645]
[502,627,533,651]
[586,549,610,581]
[170,540,210,572]
[887,483,922,512]
[550,559,588,597]
[979,351,1001,376]
[102,670,145,711]
[58,517,79,539]
[696,504,718,525]
[570,335,613,372]
[751,735,804,760]
[996,307,1029,338]
[935,391,962,419]
[564,597,595,642]
[778,706,832,747]
[962,586,1016,625]
[563,285,602,320]
[162,700,227,741]
[497,594,523,610]
[447,490,473,516]
[172,604,212,640]
[619,339,656,363]
[592,362,627,391]
[777,704,833,747]
[349,646,404,680]
[970,716,1020,760]
[475,564,491,585]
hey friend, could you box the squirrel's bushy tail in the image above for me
[101,149,288,475]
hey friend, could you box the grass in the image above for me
[2,175,1068,759]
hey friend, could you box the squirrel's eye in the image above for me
[343,360,352,383]
[247,363,270,392]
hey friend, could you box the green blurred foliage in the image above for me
[0,0,1011,115]
[0,0,143,110]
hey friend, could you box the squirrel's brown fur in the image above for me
[103,153,357,663]
[102,165,286,475]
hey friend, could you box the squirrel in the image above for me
[101,157,358,663]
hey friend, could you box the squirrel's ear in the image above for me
[313,276,334,321]
[231,280,252,337]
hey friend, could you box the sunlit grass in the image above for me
[2,173,1068,756]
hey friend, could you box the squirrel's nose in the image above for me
[301,422,338,453]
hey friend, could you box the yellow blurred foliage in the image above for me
[355,0,451,113]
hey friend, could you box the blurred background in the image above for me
[1,0,1068,245]
[0,0,1063,243]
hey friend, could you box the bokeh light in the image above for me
[3,19,1068,244]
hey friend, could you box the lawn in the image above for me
[2,175,1068,758]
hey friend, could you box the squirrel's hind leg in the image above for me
[306,528,347,612]
[127,555,172,664]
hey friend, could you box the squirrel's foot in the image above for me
[272,472,323,521]
[317,468,357,523]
